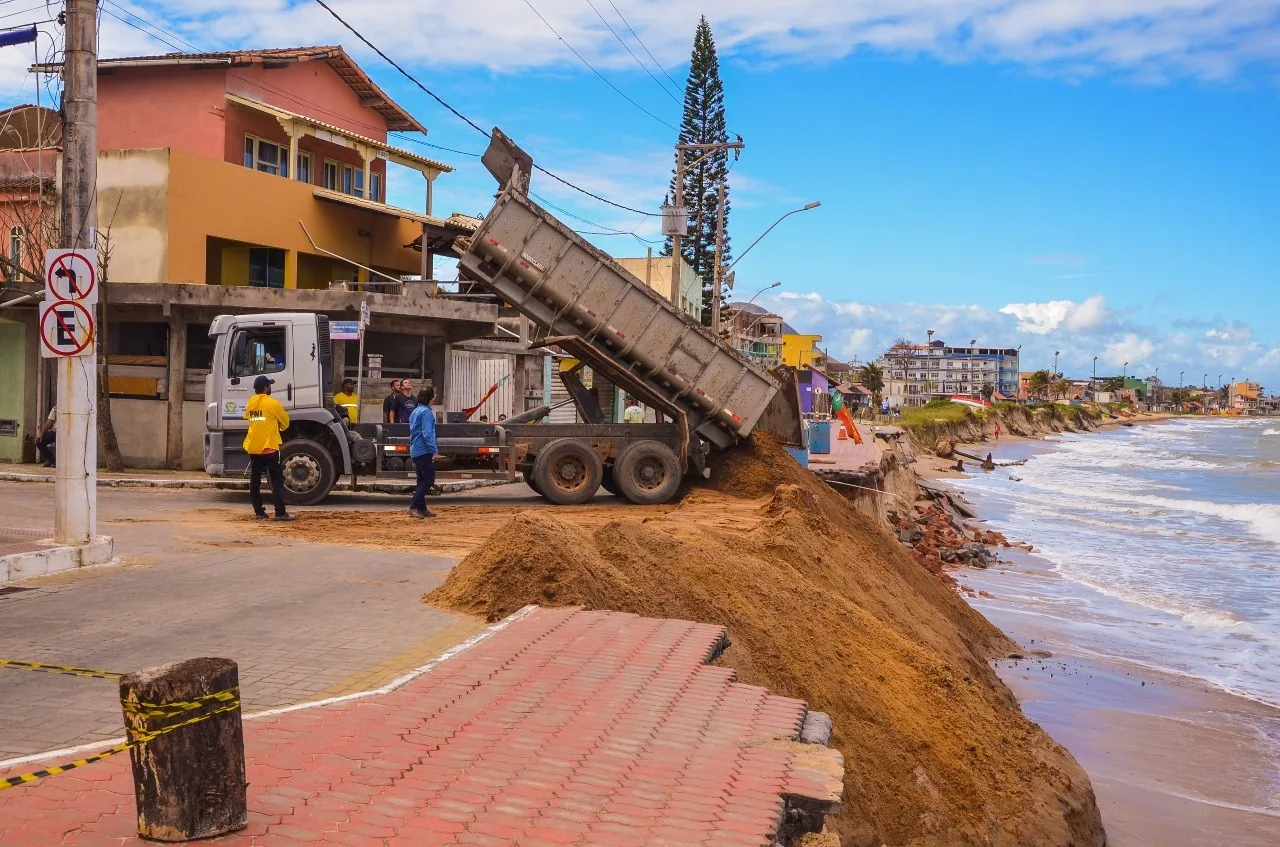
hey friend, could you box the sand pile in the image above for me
[426,434,1105,846]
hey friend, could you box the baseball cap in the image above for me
[253,376,275,392]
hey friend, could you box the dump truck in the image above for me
[202,131,801,506]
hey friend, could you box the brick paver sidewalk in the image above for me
[0,607,843,846]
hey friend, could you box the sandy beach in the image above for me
[919,414,1280,846]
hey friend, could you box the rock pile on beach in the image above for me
[892,502,1021,575]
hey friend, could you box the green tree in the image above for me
[665,16,730,325]
[980,382,995,402]
[1101,376,1125,392]
[857,362,884,395]
[1027,370,1053,399]
[1051,377,1071,400]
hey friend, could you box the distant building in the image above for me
[1230,381,1262,413]
[721,303,783,368]
[782,330,824,369]
[615,255,702,320]
[878,340,1019,408]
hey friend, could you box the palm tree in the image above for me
[1050,377,1071,400]
[980,382,995,403]
[1027,370,1053,400]
[857,362,885,395]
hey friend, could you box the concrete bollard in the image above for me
[119,657,247,841]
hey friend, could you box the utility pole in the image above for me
[56,0,99,545]
[666,139,744,317]
[710,181,726,335]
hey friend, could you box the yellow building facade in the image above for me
[782,333,823,368]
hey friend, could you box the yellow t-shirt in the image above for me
[243,394,290,455]
[333,390,359,423]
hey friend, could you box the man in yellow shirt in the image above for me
[244,375,295,521]
[333,378,360,424]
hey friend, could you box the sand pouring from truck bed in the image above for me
[426,434,1105,847]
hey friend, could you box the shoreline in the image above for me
[912,414,1280,846]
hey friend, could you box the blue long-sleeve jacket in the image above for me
[409,404,437,458]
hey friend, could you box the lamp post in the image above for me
[717,202,819,334]
[1154,366,1159,407]
[1054,350,1060,376]
[1218,374,1223,411]
[746,281,781,305]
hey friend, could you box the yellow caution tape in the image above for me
[0,699,241,791]
[123,689,240,718]
[0,658,122,680]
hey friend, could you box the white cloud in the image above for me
[6,0,1272,88]
[999,295,1109,334]
[1103,333,1155,367]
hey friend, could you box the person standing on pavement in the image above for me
[244,375,295,522]
[396,379,419,423]
[333,378,360,423]
[383,379,402,423]
[35,406,56,467]
[408,387,438,519]
[623,397,645,424]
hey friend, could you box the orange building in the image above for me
[0,47,500,468]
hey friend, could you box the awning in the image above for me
[226,92,452,177]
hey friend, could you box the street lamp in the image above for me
[1092,356,1098,381]
[1154,367,1159,406]
[1123,361,1128,382]
[1054,350,1060,376]
[727,202,821,271]
[746,281,781,305]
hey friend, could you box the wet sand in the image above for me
[923,423,1280,846]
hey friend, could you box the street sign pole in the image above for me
[355,300,370,416]
[54,0,98,546]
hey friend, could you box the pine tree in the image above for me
[665,16,730,325]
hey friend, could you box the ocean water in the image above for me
[954,417,1280,707]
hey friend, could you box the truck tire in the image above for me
[613,440,681,505]
[532,439,602,505]
[278,438,337,506]
[519,462,545,498]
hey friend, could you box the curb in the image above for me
[1,535,114,584]
[0,473,516,495]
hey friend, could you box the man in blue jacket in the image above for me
[408,387,438,518]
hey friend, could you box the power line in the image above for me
[583,0,678,104]
[390,133,481,157]
[308,0,661,217]
[605,0,685,97]
[519,0,676,131]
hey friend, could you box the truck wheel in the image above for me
[532,439,602,505]
[613,440,681,505]
[601,466,621,497]
[520,462,545,498]
[278,438,337,506]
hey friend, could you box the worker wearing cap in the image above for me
[244,375,295,521]
[333,378,360,423]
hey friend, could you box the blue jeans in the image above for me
[410,453,436,511]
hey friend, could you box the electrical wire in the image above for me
[606,0,684,97]
[307,0,661,217]
[519,0,675,131]
[583,0,678,104]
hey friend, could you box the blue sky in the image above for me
[3,0,1277,389]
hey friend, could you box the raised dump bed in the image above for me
[455,185,780,451]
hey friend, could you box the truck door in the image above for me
[223,322,295,429]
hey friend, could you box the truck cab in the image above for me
[204,313,350,504]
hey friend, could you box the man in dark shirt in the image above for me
[396,379,419,423]
[383,379,402,424]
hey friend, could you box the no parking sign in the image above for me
[39,249,97,358]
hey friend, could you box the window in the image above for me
[229,327,287,378]
[295,152,312,184]
[248,248,285,288]
[322,160,339,190]
[7,226,22,280]
[244,135,283,175]
[369,172,382,203]
[342,165,364,199]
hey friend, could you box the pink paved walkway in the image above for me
[0,608,843,846]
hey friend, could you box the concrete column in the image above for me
[331,338,346,386]
[512,354,529,416]
[166,315,187,469]
[284,249,298,290]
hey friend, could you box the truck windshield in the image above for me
[229,328,286,377]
